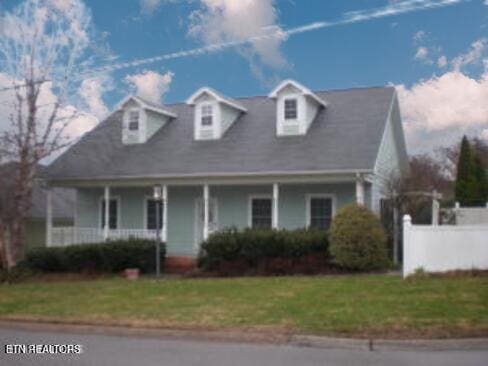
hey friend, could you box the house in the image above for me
[0,163,74,250]
[44,80,408,261]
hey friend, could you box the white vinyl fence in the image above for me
[403,215,488,278]
[455,206,488,225]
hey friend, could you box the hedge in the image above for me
[197,228,329,274]
[23,239,165,274]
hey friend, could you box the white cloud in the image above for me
[414,46,429,60]
[437,55,447,67]
[413,30,426,44]
[188,0,287,72]
[451,38,487,71]
[482,129,488,141]
[484,0,488,6]
[124,70,174,103]
[140,0,163,14]
[395,69,488,153]
[78,76,112,119]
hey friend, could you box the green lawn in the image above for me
[0,275,487,338]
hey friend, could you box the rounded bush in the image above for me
[329,204,389,271]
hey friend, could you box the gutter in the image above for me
[45,168,374,184]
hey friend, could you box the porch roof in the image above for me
[46,87,396,183]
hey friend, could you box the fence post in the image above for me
[402,215,412,278]
[432,189,439,226]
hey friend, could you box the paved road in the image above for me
[1,328,487,366]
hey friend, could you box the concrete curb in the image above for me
[290,334,488,351]
[0,320,289,345]
[1,320,488,351]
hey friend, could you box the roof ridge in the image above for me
[163,85,393,107]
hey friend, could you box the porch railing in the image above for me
[50,227,158,247]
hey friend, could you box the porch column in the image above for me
[46,186,52,247]
[272,183,279,229]
[162,184,168,242]
[355,173,365,205]
[103,186,110,240]
[203,184,209,241]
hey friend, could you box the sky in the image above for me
[1,0,488,158]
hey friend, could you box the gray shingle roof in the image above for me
[46,86,396,181]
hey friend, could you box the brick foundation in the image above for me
[165,256,197,273]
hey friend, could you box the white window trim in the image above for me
[276,92,306,136]
[194,100,221,140]
[248,194,273,228]
[143,195,164,230]
[98,195,122,230]
[193,197,219,249]
[123,107,146,144]
[305,193,337,228]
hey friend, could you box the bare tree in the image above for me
[0,0,105,269]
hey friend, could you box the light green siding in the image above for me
[77,188,102,228]
[371,96,408,213]
[279,183,356,229]
[146,110,168,140]
[220,103,240,136]
[212,185,271,230]
[25,218,73,249]
[76,182,359,257]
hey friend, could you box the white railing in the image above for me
[50,227,159,247]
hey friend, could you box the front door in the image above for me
[194,198,218,249]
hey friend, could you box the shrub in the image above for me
[23,239,165,274]
[198,227,329,274]
[329,204,390,271]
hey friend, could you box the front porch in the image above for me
[46,175,372,256]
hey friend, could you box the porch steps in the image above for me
[165,256,197,274]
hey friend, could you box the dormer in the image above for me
[118,96,177,145]
[269,80,327,136]
[186,87,247,140]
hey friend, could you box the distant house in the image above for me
[0,163,74,249]
[44,80,408,260]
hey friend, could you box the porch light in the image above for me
[153,184,162,200]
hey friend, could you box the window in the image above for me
[308,197,333,230]
[251,197,272,229]
[128,110,139,131]
[201,104,213,126]
[146,199,163,230]
[284,99,297,119]
[101,199,118,229]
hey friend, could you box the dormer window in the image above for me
[118,95,177,145]
[284,99,297,120]
[201,104,213,126]
[187,87,247,141]
[269,80,328,136]
[128,110,139,131]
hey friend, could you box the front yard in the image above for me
[0,274,487,338]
